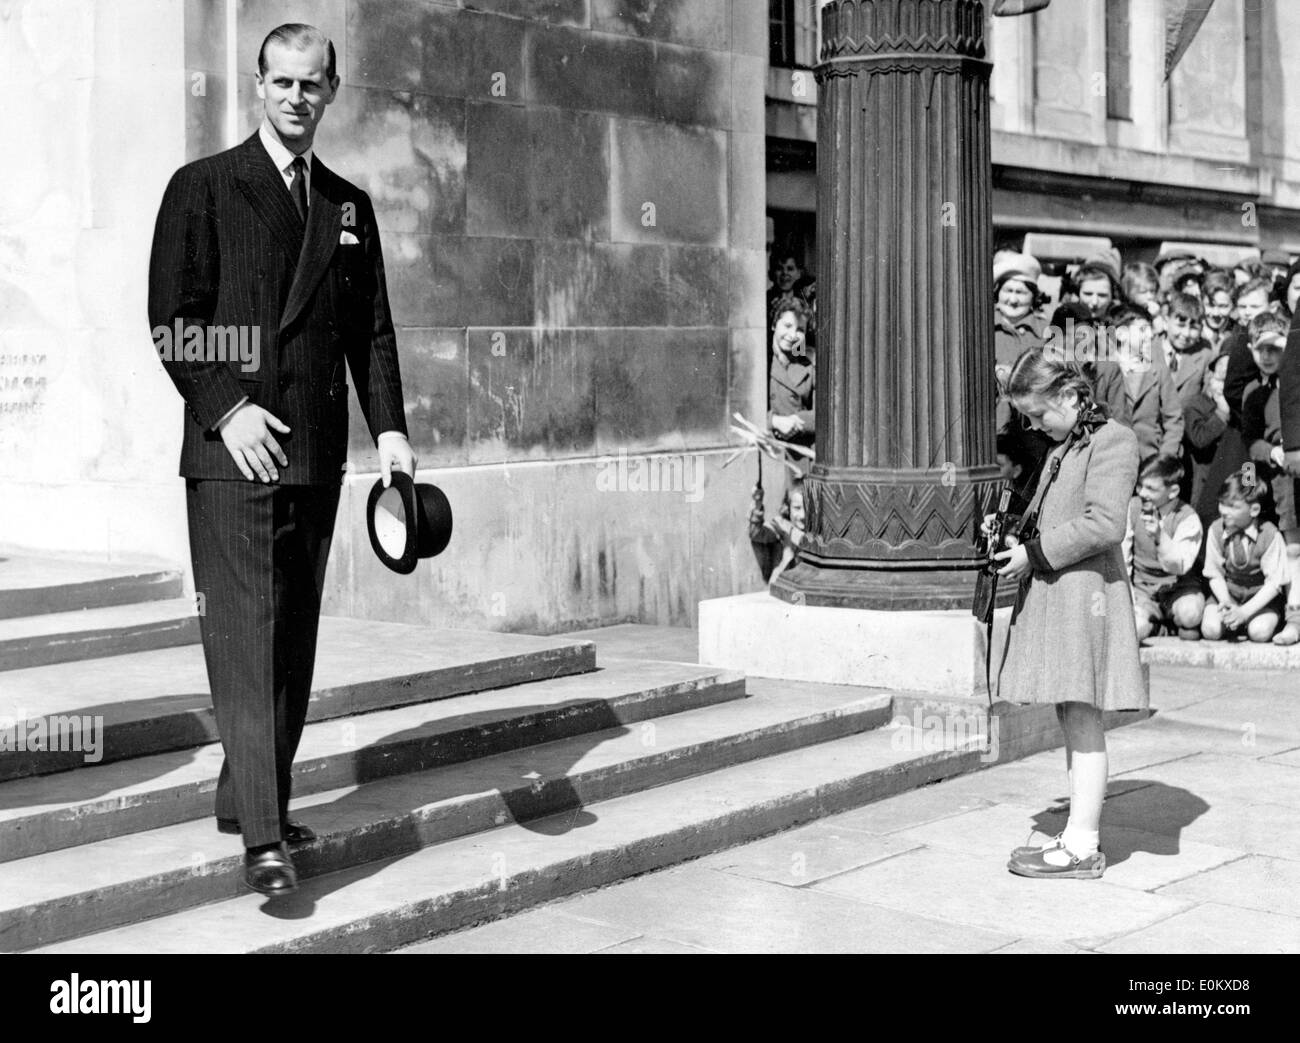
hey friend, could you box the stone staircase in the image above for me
[0,552,1131,954]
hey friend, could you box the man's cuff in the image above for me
[210,396,248,432]
[376,430,408,444]
[1024,538,1051,573]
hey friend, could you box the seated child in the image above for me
[1201,471,1288,642]
[1123,455,1205,641]
[748,478,805,586]
[1241,311,1300,644]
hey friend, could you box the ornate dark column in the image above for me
[772,0,1002,611]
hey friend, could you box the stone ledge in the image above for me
[1140,636,1300,670]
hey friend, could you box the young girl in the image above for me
[990,350,1144,879]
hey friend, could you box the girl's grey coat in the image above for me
[998,418,1147,710]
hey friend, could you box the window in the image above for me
[1105,0,1132,120]
[770,0,820,68]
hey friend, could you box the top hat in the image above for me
[367,471,453,574]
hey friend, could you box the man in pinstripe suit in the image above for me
[148,24,415,896]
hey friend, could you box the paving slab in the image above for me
[1113,752,1300,810]
[811,781,997,836]
[1076,783,1300,861]
[991,939,1094,954]
[1155,854,1300,918]
[1098,902,1300,955]
[549,865,1015,954]
[594,936,719,954]
[691,821,922,887]
[812,846,1194,945]
[398,907,639,954]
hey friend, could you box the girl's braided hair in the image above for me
[1005,348,1097,410]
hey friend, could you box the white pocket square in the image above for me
[339,230,359,245]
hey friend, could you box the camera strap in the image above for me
[984,430,1076,704]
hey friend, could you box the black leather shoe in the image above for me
[218,818,317,845]
[244,843,298,896]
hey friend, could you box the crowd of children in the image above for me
[994,243,1300,644]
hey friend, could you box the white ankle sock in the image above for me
[1043,823,1099,865]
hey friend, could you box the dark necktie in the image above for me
[290,156,308,222]
[1169,352,1179,374]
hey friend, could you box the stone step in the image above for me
[8,681,898,952]
[0,658,745,862]
[25,702,977,954]
[0,554,184,620]
[0,618,594,782]
[0,598,200,672]
[1140,635,1300,670]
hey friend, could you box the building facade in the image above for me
[0,0,770,634]
[766,0,1300,269]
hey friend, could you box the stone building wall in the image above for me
[0,0,774,633]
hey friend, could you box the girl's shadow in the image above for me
[1028,779,1211,867]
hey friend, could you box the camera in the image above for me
[973,488,1019,624]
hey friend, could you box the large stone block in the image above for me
[700,595,1018,698]
[728,249,767,332]
[727,130,766,250]
[731,53,766,135]
[529,107,611,241]
[467,104,610,240]
[347,327,468,469]
[237,0,348,82]
[533,241,668,327]
[668,246,730,328]
[386,235,534,327]
[185,73,228,165]
[728,326,767,427]
[465,327,597,461]
[348,2,526,103]
[462,0,590,28]
[316,87,466,236]
[592,0,730,51]
[527,25,729,128]
[466,102,532,237]
[730,0,768,58]
[611,120,728,246]
[185,0,227,73]
[593,327,729,452]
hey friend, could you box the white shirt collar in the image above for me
[258,120,313,188]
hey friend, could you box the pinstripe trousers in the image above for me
[186,479,341,848]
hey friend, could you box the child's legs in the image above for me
[1169,591,1205,631]
[1201,599,1225,640]
[1060,702,1107,835]
[1247,608,1281,642]
[1131,588,1159,641]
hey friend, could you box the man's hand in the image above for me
[378,431,417,487]
[771,414,803,437]
[1270,445,1286,470]
[218,403,290,483]
[993,542,1031,581]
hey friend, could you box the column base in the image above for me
[770,558,1000,612]
[699,591,1014,697]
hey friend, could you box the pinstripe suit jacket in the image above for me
[148,132,408,484]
